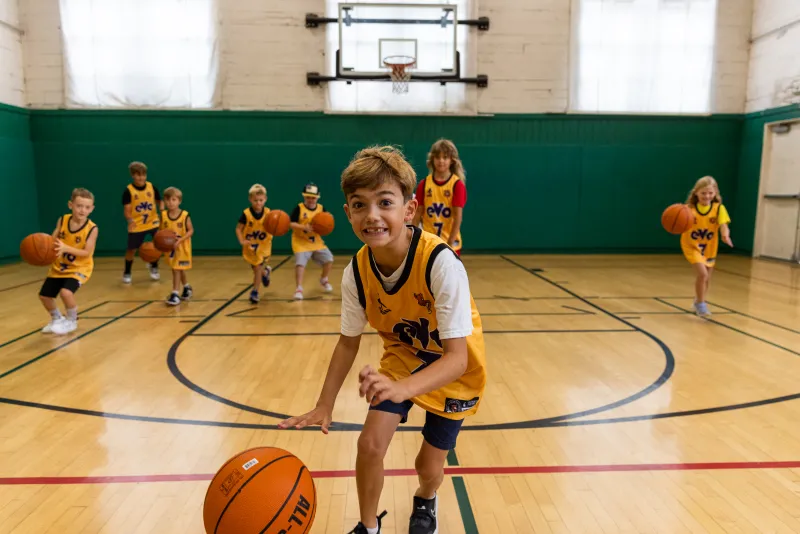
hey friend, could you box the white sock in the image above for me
[49,309,63,320]
[66,307,78,322]
[366,526,379,534]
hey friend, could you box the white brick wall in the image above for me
[0,0,25,107]
[746,0,800,112]
[18,0,754,113]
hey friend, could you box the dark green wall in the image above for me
[0,104,38,261]
[736,104,800,251]
[29,110,744,255]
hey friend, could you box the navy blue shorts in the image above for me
[127,229,157,251]
[370,399,464,451]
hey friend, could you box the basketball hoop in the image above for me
[383,55,416,94]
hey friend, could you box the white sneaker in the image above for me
[122,273,132,284]
[320,279,333,292]
[41,318,63,333]
[52,319,77,335]
[149,266,160,281]
[294,288,304,300]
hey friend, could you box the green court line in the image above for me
[448,449,479,533]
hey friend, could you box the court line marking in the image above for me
[705,300,800,335]
[191,329,637,337]
[0,300,111,350]
[0,279,40,293]
[4,460,800,486]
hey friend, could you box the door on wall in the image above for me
[755,122,800,263]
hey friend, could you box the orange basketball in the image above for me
[661,203,693,235]
[19,233,57,266]
[311,212,334,236]
[266,210,290,237]
[154,229,178,253]
[203,447,316,534]
[138,241,162,263]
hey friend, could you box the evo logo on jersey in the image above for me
[393,317,442,351]
[426,203,451,218]
[135,201,154,213]
[246,230,267,241]
[691,228,715,241]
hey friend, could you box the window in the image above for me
[60,0,219,108]
[571,0,718,113]
[324,0,475,114]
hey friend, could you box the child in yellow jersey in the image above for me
[280,147,487,534]
[39,188,98,336]
[122,161,163,284]
[412,139,467,255]
[289,183,334,300]
[235,183,274,304]
[681,176,733,316]
[160,187,195,306]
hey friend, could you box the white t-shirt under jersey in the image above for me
[340,249,474,340]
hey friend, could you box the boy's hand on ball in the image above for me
[358,366,408,405]
[278,405,333,434]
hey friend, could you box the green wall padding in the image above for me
[28,110,743,255]
[0,104,38,261]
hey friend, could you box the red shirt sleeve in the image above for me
[452,180,467,208]
[415,180,426,201]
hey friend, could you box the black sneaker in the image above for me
[166,292,180,306]
[261,265,271,288]
[181,285,193,300]
[409,494,438,534]
[348,510,387,533]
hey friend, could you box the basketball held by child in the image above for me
[311,212,334,236]
[20,233,57,266]
[661,203,693,235]
[266,210,290,236]
[203,447,316,534]
[138,242,162,263]
[154,229,178,253]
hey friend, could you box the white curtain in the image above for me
[572,0,718,113]
[59,0,219,108]
[324,0,475,114]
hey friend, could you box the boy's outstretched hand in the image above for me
[278,405,333,434]
[359,365,408,406]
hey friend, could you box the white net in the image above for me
[384,56,416,94]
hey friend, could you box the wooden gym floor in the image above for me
[0,253,799,533]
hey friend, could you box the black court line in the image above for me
[191,329,636,337]
[705,301,800,335]
[180,320,200,323]
[0,279,40,293]
[224,311,598,319]
[655,299,800,357]
[561,305,595,315]
[81,315,207,320]
[0,302,152,380]
[715,267,799,290]
[0,301,111,350]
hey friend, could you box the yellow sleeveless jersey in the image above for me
[420,174,462,252]
[160,210,192,270]
[127,182,160,233]
[241,207,273,266]
[680,202,729,266]
[48,215,97,282]
[292,203,326,253]
[352,227,486,420]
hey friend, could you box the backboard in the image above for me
[338,3,458,78]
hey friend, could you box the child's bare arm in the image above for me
[56,227,98,258]
[448,207,463,246]
[51,218,62,239]
[235,223,250,246]
[721,223,733,247]
[176,216,195,247]
[123,204,134,231]
[278,334,362,433]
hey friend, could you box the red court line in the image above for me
[3,460,800,486]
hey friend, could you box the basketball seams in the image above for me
[301,472,317,534]
[257,465,307,534]
[213,453,293,534]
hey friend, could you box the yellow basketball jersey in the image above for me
[352,227,486,420]
[48,215,97,282]
[160,210,192,270]
[241,207,273,265]
[420,174,463,251]
[680,202,723,262]
[127,182,160,232]
[292,203,326,253]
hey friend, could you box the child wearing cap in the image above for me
[289,182,335,300]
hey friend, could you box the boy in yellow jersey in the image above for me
[289,183,334,300]
[39,188,98,336]
[122,161,163,284]
[681,176,733,316]
[280,147,487,534]
[235,184,274,304]
[412,139,467,255]
[160,187,195,306]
